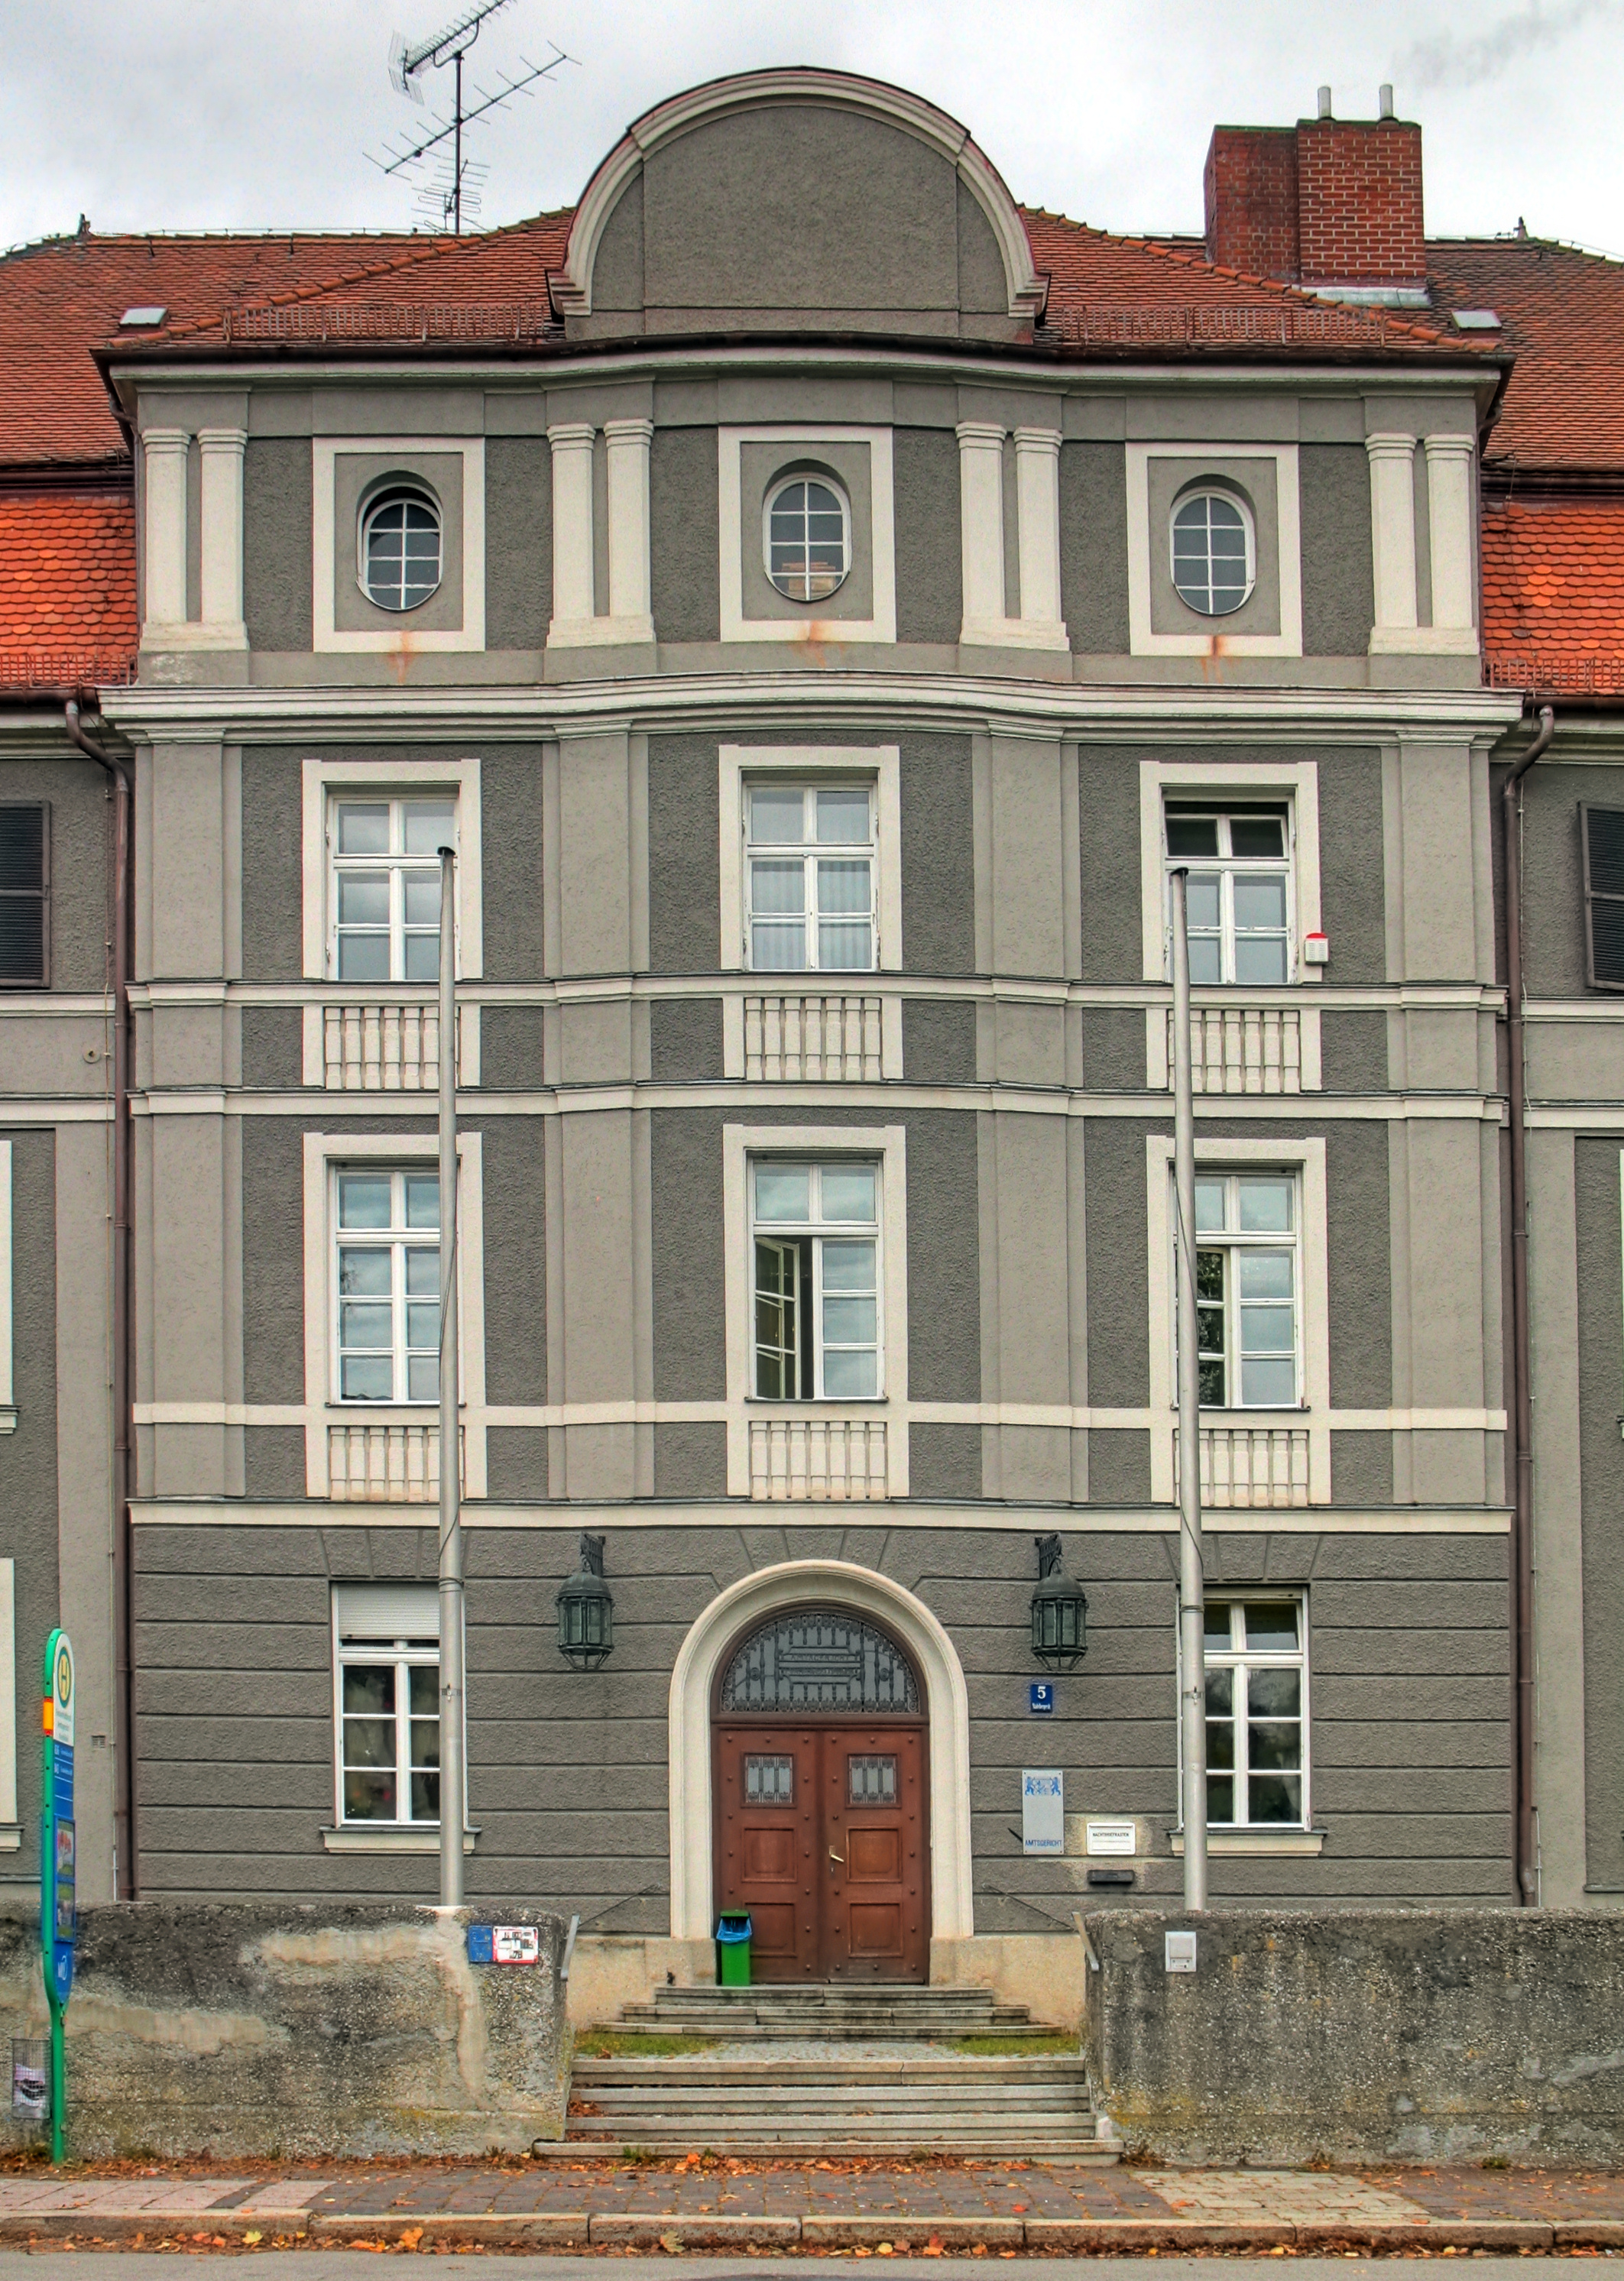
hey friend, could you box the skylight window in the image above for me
[1451,309,1502,330]
[118,306,167,328]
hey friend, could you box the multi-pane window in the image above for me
[1189,1174,1299,1408]
[334,1169,441,1403]
[744,782,875,973]
[336,1620,440,1826]
[1202,1596,1308,1828]
[329,796,455,983]
[0,805,49,987]
[1171,490,1253,616]
[752,1160,881,1400]
[765,475,850,601]
[1165,803,1292,984]
[361,490,442,612]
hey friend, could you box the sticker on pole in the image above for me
[491,1925,540,1965]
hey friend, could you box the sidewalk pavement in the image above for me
[0,2160,1620,2253]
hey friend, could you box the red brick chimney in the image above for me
[1204,95,1425,296]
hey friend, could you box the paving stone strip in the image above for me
[0,2164,1621,2250]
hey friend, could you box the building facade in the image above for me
[15,67,1624,2004]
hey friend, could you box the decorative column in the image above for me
[1013,426,1067,645]
[604,416,655,640]
[546,422,597,643]
[1425,433,1477,639]
[1365,432,1418,646]
[956,421,1006,643]
[141,427,190,639]
[196,426,248,646]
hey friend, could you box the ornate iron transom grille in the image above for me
[719,1609,922,1715]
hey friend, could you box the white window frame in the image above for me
[722,1123,909,1496]
[1188,1171,1302,1412]
[1177,1589,1311,1833]
[1162,801,1296,987]
[302,1129,486,1498]
[358,485,443,614]
[763,471,852,604]
[328,1583,473,1852]
[302,757,482,983]
[719,747,901,975]
[1169,485,1256,617]
[329,1165,445,1407]
[0,1559,16,1847]
[327,791,459,986]
[312,436,485,653]
[741,779,879,977]
[1125,442,1301,656]
[749,1158,885,1401]
[1146,1133,1330,1505]
[718,426,896,644]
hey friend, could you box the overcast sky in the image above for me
[2,0,1621,256]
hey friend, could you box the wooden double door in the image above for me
[714,1719,929,1981]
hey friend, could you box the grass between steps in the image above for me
[938,2031,1078,2055]
[574,2029,721,2058]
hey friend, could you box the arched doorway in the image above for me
[712,1605,929,1981]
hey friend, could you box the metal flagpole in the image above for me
[437,846,466,1907]
[1169,866,1207,1913]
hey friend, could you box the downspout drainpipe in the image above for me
[63,701,136,1903]
[1502,701,1555,1906]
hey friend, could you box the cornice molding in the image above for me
[101,671,1522,747]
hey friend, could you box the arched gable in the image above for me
[552,69,1045,342]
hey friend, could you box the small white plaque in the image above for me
[1086,1819,1137,1858]
[1022,1769,1065,1855]
[491,1924,540,1965]
[1165,1929,1198,1974]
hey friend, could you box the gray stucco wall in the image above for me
[485,437,550,651]
[133,1518,1509,1915]
[903,998,976,1084]
[482,1116,546,1410]
[241,1116,307,1406]
[243,437,313,653]
[900,734,975,975]
[1084,1118,1151,1409]
[650,427,721,644]
[482,747,546,983]
[0,1131,58,1881]
[647,735,720,975]
[1574,1134,1624,1896]
[240,746,306,983]
[1518,760,1624,1000]
[0,756,109,994]
[1061,442,1130,655]
[650,998,724,1081]
[893,429,961,646]
[1300,443,1375,656]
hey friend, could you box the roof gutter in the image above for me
[1502,700,1555,1907]
[62,700,137,1904]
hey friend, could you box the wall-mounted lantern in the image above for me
[1030,1532,1087,1669]
[556,1531,614,1670]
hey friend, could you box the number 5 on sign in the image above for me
[41,1631,75,2163]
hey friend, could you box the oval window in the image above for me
[765,475,850,602]
[361,488,442,613]
[1171,489,1254,617]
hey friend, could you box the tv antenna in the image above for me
[374,0,573,236]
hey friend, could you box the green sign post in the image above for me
[40,1631,74,2164]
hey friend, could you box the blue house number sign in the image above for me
[1029,1680,1055,1715]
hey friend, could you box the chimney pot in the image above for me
[1379,83,1395,119]
[1318,85,1333,119]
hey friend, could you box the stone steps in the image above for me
[614,1981,1056,2043]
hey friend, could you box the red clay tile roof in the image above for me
[1427,238,1624,472]
[0,230,426,469]
[1482,494,1624,690]
[0,489,135,676]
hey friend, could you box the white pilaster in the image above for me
[604,416,656,641]
[141,427,190,640]
[1425,433,1478,644]
[956,422,1006,644]
[1366,432,1419,651]
[546,421,597,644]
[1013,426,1067,646]
[196,426,248,648]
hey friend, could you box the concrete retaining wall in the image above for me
[0,1902,569,2159]
[1085,1908,1624,2166]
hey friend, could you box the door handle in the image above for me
[828,1848,844,1865]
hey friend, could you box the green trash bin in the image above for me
[715,1912,752,1986]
